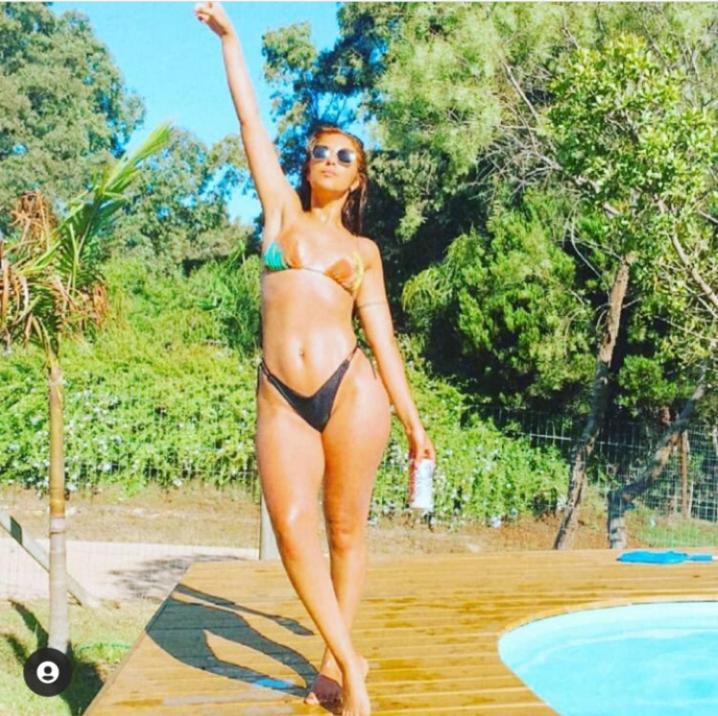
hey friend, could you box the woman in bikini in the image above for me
[195,4,436,715]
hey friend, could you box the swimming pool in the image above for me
[498,601,718,716]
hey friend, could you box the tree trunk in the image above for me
[607,365,708,549]
[48,355,69,653]
[554,253,635,549]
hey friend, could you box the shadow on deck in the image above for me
[85,548,718,715]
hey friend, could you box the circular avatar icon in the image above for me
[23,647,73,696]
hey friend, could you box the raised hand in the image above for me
[193,1,235,39]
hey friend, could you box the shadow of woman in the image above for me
[146,582,321,703]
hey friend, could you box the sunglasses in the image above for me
[310,144,356,166]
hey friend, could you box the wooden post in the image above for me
[680,429,690,518]
[259,494,279,560]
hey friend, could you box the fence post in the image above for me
[680,429,690,517]
[259,494,280,560]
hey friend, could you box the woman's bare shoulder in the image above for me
[356,236,381,268]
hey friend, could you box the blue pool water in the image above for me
[498,601,718,716]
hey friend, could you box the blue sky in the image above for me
[50,1,355,225]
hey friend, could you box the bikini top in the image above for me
[262,235,364,296]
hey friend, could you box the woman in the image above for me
[195,4,436,715]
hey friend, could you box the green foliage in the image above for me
[0,2,144,233]
[548,33,716,252]
[1,255,258,495]
[193,247,262,355]
[110,128,249,271]
[1,124,172,362]
[548,31,718,414]
[262,20,355,176]
[371,335,568,522]
[6,1,715,520]
[403,191,596,407]
[616,355,680,410]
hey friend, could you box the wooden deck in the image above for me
[85,548,718,715]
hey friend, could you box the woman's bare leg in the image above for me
[256,373,372,715]
[305,351,392,707]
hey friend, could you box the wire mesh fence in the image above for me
[481,403,718,547]
[3,400,717,602]
[482,405,718,512]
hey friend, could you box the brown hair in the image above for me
[297,125,368,236]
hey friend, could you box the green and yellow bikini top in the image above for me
[262,235,364,296]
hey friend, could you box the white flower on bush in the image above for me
[101,462,112,472]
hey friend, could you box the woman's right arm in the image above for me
[195,2,301,227]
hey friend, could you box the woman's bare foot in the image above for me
[305,651,370,709]
[340,652,371,716]
[304,649,343,707]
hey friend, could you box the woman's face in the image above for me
[306,133,360,196]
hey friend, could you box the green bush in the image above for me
[1,256,569,520]
[1,255,259,494]
[371,335,567,523]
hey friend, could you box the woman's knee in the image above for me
[325,512,367,554]
[270,503,319,558]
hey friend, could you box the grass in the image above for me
[0,598,156,716]
[628,504,718,548]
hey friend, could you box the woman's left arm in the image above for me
[355,239,436,469]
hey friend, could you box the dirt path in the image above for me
[1,483,616,603]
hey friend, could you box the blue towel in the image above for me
[618,549,715,564]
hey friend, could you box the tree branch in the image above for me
[658,199,718,315]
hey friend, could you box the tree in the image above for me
[0,123,171,652]
[0,2,144,234]
[401,189,595,407]
[110,129,248,272]
[547,34,718,547]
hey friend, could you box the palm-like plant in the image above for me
[0,122,172,652]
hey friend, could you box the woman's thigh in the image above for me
[320,350,392,528]
[255,373,326,528]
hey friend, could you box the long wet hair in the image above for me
[297,125,368,237]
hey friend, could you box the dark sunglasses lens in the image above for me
[337,149,355,164]
[311,145,330,160]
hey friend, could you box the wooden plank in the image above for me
[85,548,718,715]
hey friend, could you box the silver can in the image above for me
[409,458,434,511]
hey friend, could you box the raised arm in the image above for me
[194,2,301,230]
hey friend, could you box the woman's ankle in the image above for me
[338,649,363,673]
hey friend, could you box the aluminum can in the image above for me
[409,458,434,511]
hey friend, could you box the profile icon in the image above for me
[37,660,60,683]
[23,648,73,696]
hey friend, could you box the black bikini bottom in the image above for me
[257,342,360,433]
